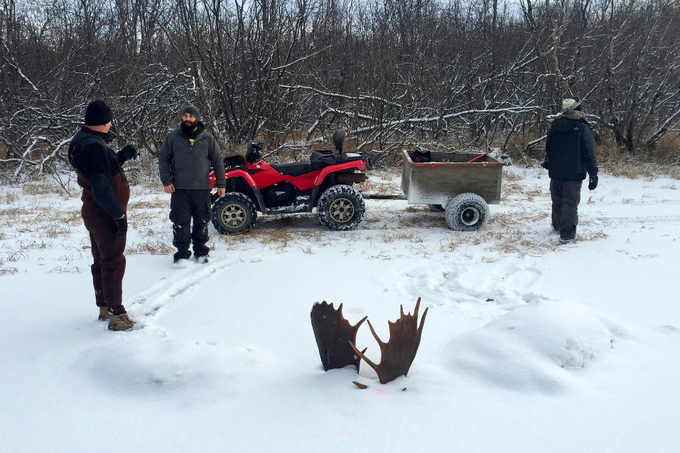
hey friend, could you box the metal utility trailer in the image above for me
[400,149,505,231]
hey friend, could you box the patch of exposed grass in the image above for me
[22,181,69,196]
[128,198,168,210]
[126,239,174,255]
[0,256,18,275]
[503,169,528,182]
[47,266,82,274]
[1,192,18,204]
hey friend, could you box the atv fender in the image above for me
[312,160,366,187]
[223,168,258,188]
[213,171,267,213]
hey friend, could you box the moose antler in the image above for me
[311,301,367,371]
[349,298,428,384]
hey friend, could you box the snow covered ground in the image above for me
[1,166,679,452]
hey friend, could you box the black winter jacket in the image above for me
[545,116,598,182]
[68,127,125,219]
[158,123,226,190]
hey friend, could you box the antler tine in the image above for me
[349,340,379,371]
[418,307,428,334]
[351,298,429,384]
[356,315,368,329]
[364,319,384,347]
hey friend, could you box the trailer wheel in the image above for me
[445,193,489,231]
[212,192,257,234]
[317,185,365,231]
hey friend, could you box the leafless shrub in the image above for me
[3,0,680,180]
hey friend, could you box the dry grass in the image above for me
[1,192,18,204]
[128,198,168,210]
[0,155,650,266]
[0,257,18,275]
[214,226,329,251]
[605,161,659,180]
[42,225,72,239]
[503,170,529,182]
[359,178,401,195]
[14,240,49,251]
[358,168,402,195]
[22,181,72,196]
[126,239,174,255]
[5,250,28,262]
[47,266,82,274]
[380,232,424,243]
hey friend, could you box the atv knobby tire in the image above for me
[317,185,365,231]
[212,192,257,234]
[445,193,489,231]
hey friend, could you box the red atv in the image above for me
[208,130,371,233]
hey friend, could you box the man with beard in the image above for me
[68,100,138,331]
[158,105,226,263]
[543,98,598,244]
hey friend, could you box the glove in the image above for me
[114,214,127,239]
[540,158,549,169]
[588,175,598,190]
[117,145,138,165]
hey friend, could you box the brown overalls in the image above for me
[77,171,130,315]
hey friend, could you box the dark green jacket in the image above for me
[158,123,226,190]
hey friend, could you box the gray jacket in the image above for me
[158,124,226,190]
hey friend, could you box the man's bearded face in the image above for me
[182,113,197,132]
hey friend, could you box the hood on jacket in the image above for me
[551,116,584,133]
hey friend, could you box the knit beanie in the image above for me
[84,100,113,126]
[562,98,582,112]
[183,105,201,122]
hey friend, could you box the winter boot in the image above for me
[108,313,135,331]
[196,255,209,264]
[98,306,111,321]
[173,251,191,264]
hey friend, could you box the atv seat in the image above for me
[270,161,314,177]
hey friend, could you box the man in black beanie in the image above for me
[543,97,598,244]
[68,99,138,331]
[159,105,226,264]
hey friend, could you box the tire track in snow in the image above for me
[124,253,254,324]
[594,214,680,224]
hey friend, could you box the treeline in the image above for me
[1,0,679,175]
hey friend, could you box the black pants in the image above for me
[170,189,212,260]
[550,179,582,240]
